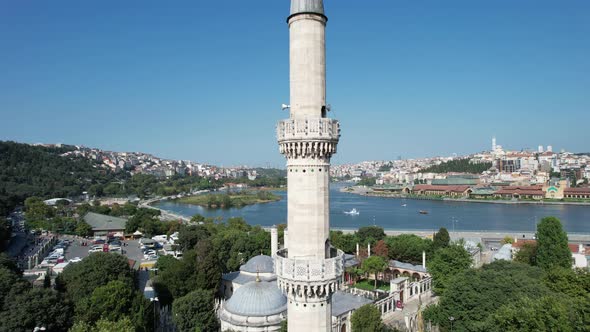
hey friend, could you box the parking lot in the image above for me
[62,236,146,265]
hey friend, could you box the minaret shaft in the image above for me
[289,14,326,120]
[275,2,344,332]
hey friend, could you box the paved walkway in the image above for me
[382,293,438,329]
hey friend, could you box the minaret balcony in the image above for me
[275,248,344,282]
[275,248,344,302]
[277,118,340,143]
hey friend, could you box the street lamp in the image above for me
[449,316,455,332]
[150,297,159,332]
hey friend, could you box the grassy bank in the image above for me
[175,190,281,208]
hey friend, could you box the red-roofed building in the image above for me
[494,185,545,200]
[411,185,472,197]
[564,187,590,199]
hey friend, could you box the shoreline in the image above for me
[341,186,590,206]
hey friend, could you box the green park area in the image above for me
[175,190,281,208]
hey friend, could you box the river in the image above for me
[153,183,590,233]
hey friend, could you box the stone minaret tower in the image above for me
[275,1,344,331]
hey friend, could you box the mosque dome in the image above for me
[240,255,274,274]
[224,281,287,317]
[290,0,324,16]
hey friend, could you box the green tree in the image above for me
[0,218,10,252]
[385,234,432,265]
[427,243,471,296]
[357,177,377,186]
[58,252,134,304]
[514,242,538,266]
[362,256,388,289]
[0,287,73,332]
[330,231,358,254]
[419,158,492,174]
[484,296,582,332]
[500,236,514,245]
[70,317,135,332]
[542,268,590,299]
[177,224,210,252]
[351,304,384,332]
[357,226,386,244]
[75,280,135,323]
[423,261,551,331]
[432,227,450,250]
[172,289,219,332]
[194,239,222,291]
[75,221,93,237]
[24,196,55,221]
[0,266,26,300]
[536,217,572,270]
[279,320,288,332]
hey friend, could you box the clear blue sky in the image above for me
[1,0,588,166]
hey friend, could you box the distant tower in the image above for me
[538,145,544,153]
[275,1,344,331]
[492,136,497,151]
[547,145,553,152]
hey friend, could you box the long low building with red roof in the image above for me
[494,185,545,200]
[564,187,590,199]
[411,185,472,197]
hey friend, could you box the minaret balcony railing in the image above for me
[277,118,340,143]
[275,248,344,282]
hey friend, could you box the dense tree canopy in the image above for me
[357,226,386,244]
[75,280,136,323]
[362,256,388,289]
[426,243,472,295]
[424,259,590,332]
[536,216,572,270]
[419,158,492,174]
[0,287,73,332]
[58,252,135,304]
[514,242,538,266]
[432,227,450,250]
[172,289,219,332]
[0,141,125,215]
[70,317,135,332]
[385,234,432,265]
[351,304,385,332]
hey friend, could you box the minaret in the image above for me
[275,1,344,331]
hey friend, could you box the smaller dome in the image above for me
[240,255,274,274]
[224,281,287,316]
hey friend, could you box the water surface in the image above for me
[153,183,590,233]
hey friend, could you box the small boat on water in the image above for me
[402,204,407,207]
[344,208,360,215]
[419,210,428,215]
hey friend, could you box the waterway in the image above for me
[153,183,590,233]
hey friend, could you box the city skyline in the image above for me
[1,0,589,166]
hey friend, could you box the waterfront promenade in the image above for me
[343,185,590,206]
[333,229,590,243]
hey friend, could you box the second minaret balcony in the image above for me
[277,118,340,143]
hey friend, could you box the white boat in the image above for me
[344,208,360,215]
[402,204,407,207]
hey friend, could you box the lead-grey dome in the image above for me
[291,0,324,16]
[240,255,274,274]
[224,281,287,316]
